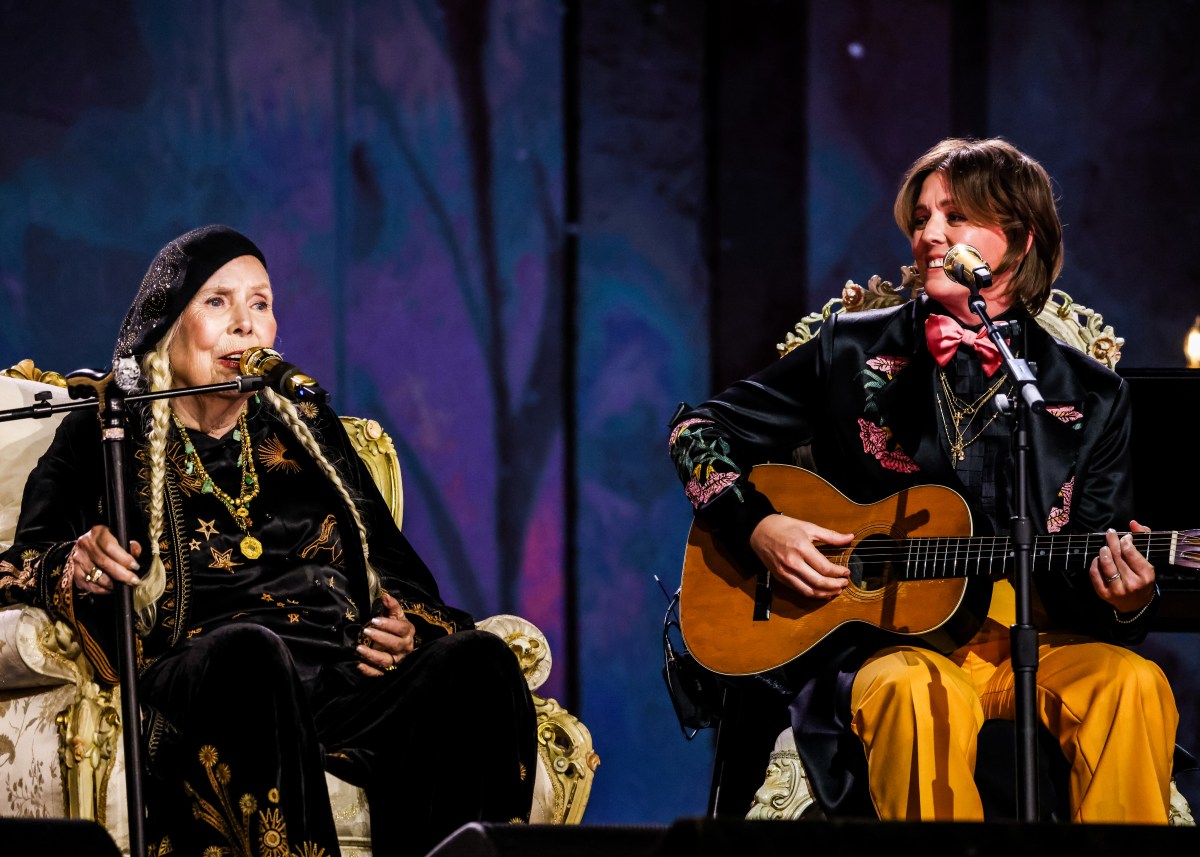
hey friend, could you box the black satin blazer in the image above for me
[673,295,1150,647]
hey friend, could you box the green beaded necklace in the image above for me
[171,408,263,559]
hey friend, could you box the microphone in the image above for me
[942,244,993,292]
[238,347,329,404]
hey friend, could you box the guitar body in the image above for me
[679,464,988,676]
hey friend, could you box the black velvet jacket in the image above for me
[0,398,472,686]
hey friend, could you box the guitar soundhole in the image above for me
[848,534,900,592]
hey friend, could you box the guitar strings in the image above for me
[821,533,1189,573]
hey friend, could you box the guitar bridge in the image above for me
[753,572,772,621]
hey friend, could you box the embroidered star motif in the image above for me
[328,576,336,588]
[188,539,201,552]
[288,613,300,623]
[208,547,242,573]
[260,592,274,602]
[196,519,219,538]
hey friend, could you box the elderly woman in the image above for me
[0,225,534,857]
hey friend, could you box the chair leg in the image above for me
[707,685,791,818]
[56,681,120,823]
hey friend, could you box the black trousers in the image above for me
[139,624,536,857]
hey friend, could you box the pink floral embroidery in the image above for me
[1046,476,1075,533]
[685,470,740,508]
[866,355,909,376]
[669,418,710,448]
[1045,405,1083,425]
[858,418,919,473]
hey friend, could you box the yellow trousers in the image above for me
[849,580,1178,822]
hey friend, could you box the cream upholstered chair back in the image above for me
[0,363,598,854]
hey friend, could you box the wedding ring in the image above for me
[382,664,397,672]
[1105,571,1121,582]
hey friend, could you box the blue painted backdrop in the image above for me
[1,0,1197,826]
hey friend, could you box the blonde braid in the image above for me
[134,343,175,627]
[262,389,381,603]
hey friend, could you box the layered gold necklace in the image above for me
[171,409,263,559]
[935,367,1010,462]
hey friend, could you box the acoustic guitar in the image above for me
[679,464,1200,677]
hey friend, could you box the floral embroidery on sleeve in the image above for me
[1046,476,1074,533]
[0,551,38,601]
[669,419,745,509]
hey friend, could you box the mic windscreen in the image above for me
[942,244,991,289]
[239,347,281,377]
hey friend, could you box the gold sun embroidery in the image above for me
[166,440,207,495]
[197,519,219,539]
[258,434,302,474]
[208,548,242,573]
[297,402,320,421]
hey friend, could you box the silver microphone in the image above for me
[942,244,993,291]
[239,347,329,404]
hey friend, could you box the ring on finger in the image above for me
[87,568,104,583]
[382,663,397,672]
[1105,571,1121,582]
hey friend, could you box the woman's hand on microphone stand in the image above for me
[70,525,143,594]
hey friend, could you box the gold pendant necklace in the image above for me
[936,368,1009,462]
[173,409,263,560]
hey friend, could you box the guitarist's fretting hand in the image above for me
[1088,521,1157,615]
[749,514,854,600]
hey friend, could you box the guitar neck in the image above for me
[899,531,1190,581]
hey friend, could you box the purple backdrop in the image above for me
[1,0,1198,828]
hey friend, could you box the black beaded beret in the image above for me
[112,224,266,367]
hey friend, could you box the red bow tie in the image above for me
[924,314,1003,376]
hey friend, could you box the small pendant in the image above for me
[240,535,263,559]
[951,440,965,461]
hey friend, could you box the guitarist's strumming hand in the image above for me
[1088,520,1156,615]
[749,514,854,600]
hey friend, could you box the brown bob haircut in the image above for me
[893,137,1064,316]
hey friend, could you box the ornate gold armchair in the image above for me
[737,275,1194,826]
[0,363,598,854]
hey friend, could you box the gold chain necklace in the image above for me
[172,409,263,559]
[936,367,1009,462]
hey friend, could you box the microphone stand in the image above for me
[964,280,1045,822]
[1,371,266,857]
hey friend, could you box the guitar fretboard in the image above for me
[890,532,1183,581]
